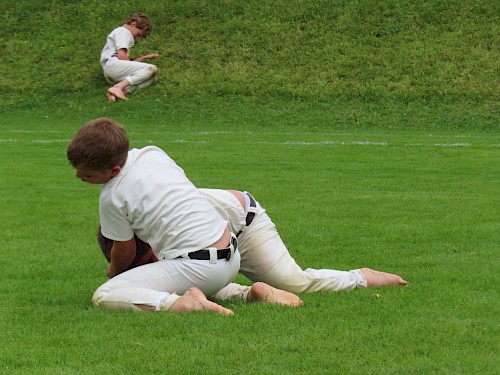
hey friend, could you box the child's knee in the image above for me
[92,287,107,307]
[148,65,158,78]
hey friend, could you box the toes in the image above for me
[106,90,117,102]
[107,87,128,101]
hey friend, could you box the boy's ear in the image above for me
[111,165,122,177]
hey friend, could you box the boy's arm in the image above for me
[107,238,137,278]
[134,53,159,62]
[116,48,158,62]
[116,48,130,60]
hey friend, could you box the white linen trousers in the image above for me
[201,190,367,301]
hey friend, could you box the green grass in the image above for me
[0,121,498,374]
[0,0,498,373]
[1,0,498,129]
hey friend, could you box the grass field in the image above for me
[0,0,498,374]
[1,120,498,374]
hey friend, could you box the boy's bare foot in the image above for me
[170,287,234,315]
[107,86,128,101]
[360,268,408,287]
[247,282,303,307]
[106,90,117,103]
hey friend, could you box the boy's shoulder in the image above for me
[125,146,167,167]
[109,26,133,38]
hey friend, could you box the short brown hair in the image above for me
[67,118,129,171]
[126,12,152,37]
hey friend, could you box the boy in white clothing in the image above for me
[100,13,159,102]
[67,118,302,315]
[97,189,408,303]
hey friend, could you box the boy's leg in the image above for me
[213,282,303,307]
[238,203,406,292]
[97,287,233,315]
[104,60,157,101]
[237,208,358,292]
[93,251,240,312]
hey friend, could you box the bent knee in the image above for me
[148,65,158,77]
[92,287,108,308]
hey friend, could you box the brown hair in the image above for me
[67,118,129,171]
[126,12,152,37]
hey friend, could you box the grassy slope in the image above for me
[0,0,498,130]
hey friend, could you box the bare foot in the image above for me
[107,86,128,101]
[360,268,408,287]
[170,287,234,315]
[106,90,117,103]
[247,282,304,307]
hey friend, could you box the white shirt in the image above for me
[99,146,227,259]
[199,189,247,234]
[100,26,134,67]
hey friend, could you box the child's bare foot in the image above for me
[107,86,128,101]
[360,268,408,287]
[169,287,234,315]
[247,282,303,307]
[106,90,117,103]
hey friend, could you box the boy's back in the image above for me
[99,146,227,260]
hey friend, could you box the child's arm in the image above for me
[106,239,137,278]
[134,53,159,62]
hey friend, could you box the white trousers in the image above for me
[211,192,366,301]
[93,250,240,311]
[103,58,157,91]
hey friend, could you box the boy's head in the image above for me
[67,118,129,184]
[126,12,152,38]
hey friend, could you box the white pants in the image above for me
[93,250,240,311]
[210,192,366,301]
[103,58,157,92]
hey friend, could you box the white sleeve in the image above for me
[99,188,134,242]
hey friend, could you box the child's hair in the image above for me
[126,12,152,37]
[67,118,129,171]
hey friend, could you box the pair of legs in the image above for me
[93,250,302,315]
[103,58,157,102]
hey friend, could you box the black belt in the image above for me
[237,192,257,237]
[179,233,237,261]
